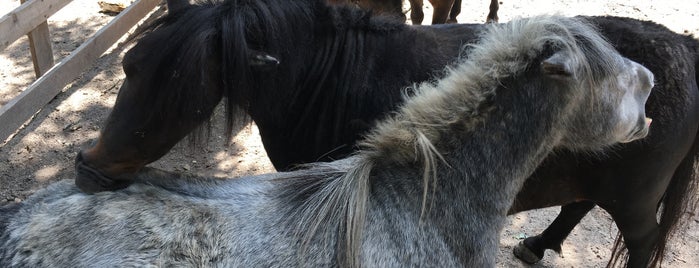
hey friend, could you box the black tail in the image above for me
[651,128,699,267]
[608,38,699,268]
[608,122,699,268]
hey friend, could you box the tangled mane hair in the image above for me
[122,0,406,143]
[282,15,625,267]
[121,0,314,140]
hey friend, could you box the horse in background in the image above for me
[73,0,699,266]
[328,0,499,24]
[2,15,653,267]
[406,0,499,24]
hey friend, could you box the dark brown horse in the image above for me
[74,0,699,266]
[406,0,499,24]
[328,0,499,24]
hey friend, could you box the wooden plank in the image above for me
[21,0,55,77]
[0,0,161,142]
[26,21,55,77]
[0,0,73,52]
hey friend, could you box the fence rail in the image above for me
[0,0,161,143]
[0,0,72,52]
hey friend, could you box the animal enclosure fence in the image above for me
[0,0,161,143]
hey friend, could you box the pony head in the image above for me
[75,0,289,192]
[452,16,653,150]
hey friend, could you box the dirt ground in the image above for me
[1,0,698,267]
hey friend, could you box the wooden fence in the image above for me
[0,0,161,143]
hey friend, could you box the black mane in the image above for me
[125,0,409,145]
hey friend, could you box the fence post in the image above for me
[20,0,55,77]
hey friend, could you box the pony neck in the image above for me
[358,72,569,265]
[362,60,567,174]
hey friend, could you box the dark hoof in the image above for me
[513,240,543,264]
[75,153,133,194]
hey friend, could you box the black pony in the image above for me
[74,0,699,267]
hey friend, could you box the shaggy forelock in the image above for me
[465,15,621,86]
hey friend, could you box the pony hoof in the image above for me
[513,240,543,264]
[75,153,133,194]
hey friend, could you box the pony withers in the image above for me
[1,16,652,267]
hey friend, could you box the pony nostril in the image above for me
[645,117,653,128]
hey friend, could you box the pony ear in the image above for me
[248,50,280,70]
[541,52,573,77]
[166,0,191,13]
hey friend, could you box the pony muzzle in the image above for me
[620,117,653,143]
[74,151,136,194]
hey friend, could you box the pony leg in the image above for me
[408,0,424,25]
[513,201,595,264]
[447,0,461,23]
[486,0,499,23]
[428,0,455,24]
[607,205,660,268]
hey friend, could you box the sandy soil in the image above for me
[1,0,698,267]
